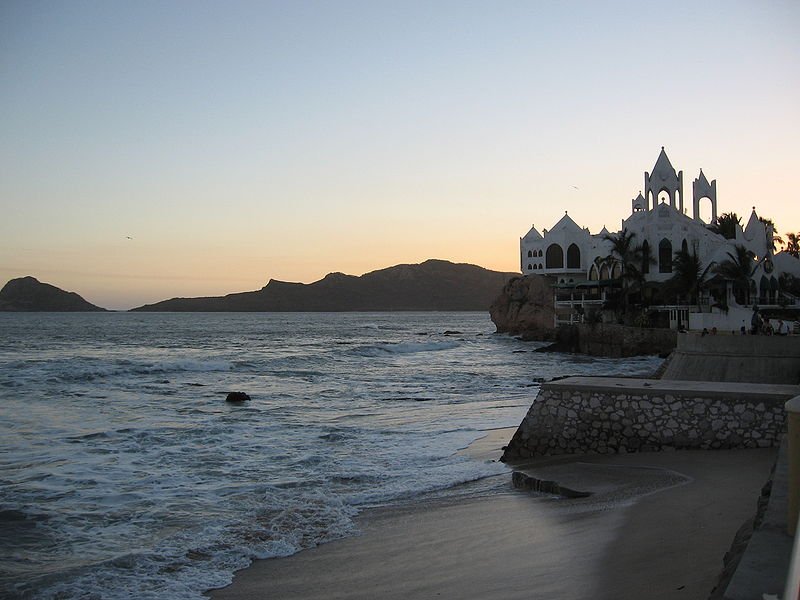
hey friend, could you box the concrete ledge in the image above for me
[662,335,800,384]
[544,377,800,402]
[722,440,793,600]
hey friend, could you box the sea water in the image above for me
[0,312,662,599]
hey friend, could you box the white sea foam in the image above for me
[354,340,460,356]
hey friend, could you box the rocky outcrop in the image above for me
[131,260,516,312]
[225,392,251,403]
[489,275,557,340]
[0,277,106,311]
[511,471,591,498]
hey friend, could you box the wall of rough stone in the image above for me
[575,323,677,357]
[502,377,797,461]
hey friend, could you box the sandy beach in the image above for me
[208,428,776,600]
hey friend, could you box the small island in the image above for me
[0,276,106,312]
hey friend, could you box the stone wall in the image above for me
[502,377,798,461]
[574,323,677,357]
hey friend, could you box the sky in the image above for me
[1,1,799,310]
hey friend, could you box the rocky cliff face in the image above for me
[489,275,557,340]
[0,277,106,311]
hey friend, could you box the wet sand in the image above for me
[208,428,775,600]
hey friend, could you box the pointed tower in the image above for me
[644,147,683,213]
[631,191,647,214]
[692,169,717,223]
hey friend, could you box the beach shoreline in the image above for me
[207,428,775,600]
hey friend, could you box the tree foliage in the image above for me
[602,228,650,318]
[759,216,783,253]
[713,244,756,305]
[785,232,799,258]
[709,212,741,240]
[668,246,714,307]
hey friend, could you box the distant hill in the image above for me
[0,277,107,311]
[131,260,517,312]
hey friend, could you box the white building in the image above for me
[520,148,800,330]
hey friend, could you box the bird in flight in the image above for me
[126,236,133,240]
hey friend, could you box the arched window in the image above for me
[527,264,532,271]
[611,262,622,279]
[538,249,543,257]
[527,250,533,257]
[589,264,599,281]
[566,243,580,269]
[641,240,650,274]
[600,264,610,280]
[659,238,673,273]
[698,197,714,223]
[545,244,564,269]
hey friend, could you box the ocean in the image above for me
[0,312,662,599]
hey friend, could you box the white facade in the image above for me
[520,148,800,328]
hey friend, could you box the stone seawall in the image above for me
[502,377,799,461]
[575,323,677,357]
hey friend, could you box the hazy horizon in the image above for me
[2,1,799,310]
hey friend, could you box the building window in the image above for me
[545,244,564,269]
[527,250,533,257]
[566,243,580,269]
[589,264,599,281]
[527,264,532,270]
[659,238,673,273]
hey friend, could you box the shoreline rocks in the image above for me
[225,392,251,403]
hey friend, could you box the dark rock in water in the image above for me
[534,325,580,353]
[225,392,250,403]
[443,330,462,335]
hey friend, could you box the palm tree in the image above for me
[708,212,741,240]
[759,216,783,254]
[602,228,648,318]
[713,244,756,306]
[785,232,799,258]
[668,246,714,309]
